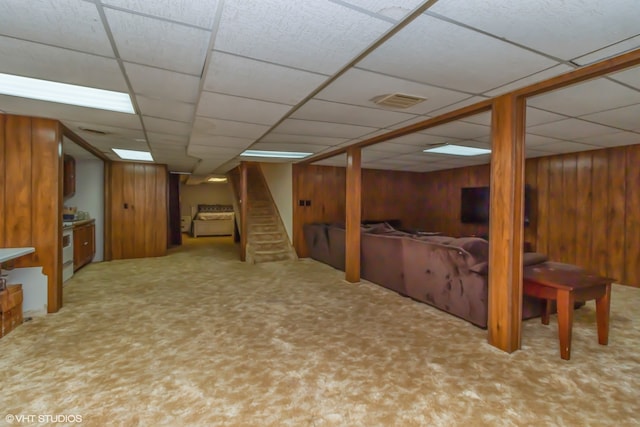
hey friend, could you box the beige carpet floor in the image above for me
[1,236,639,426]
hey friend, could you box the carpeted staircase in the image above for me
[242,163,297,264]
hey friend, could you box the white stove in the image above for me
[62,227,74,283]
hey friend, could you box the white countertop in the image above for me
[0,247,36,263]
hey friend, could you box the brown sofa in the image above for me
[303,222,551,328]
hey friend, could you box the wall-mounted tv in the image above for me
[460,186,532,225]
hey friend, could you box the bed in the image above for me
[191,204,235,237]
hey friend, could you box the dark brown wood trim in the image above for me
[487,94,526,353]
[61,124,110,162]
[240,161,248,262]
[345,147,362,283]
[103,162,112,261]
[301,99,494,165]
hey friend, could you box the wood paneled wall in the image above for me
[0,114,63,312]
[108,162,167,260]
[292,144,640,286]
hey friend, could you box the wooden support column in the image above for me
[345,147,361,283]
[240,162,248,262]
[488,94,526,353]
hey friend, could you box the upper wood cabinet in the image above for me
[63,154,76,199]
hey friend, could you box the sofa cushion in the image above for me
[523,252,548,266]
[449,237,489,265]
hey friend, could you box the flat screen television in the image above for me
[460,186,532,225]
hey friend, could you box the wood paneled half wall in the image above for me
[0,114,63,312]
[293,143,640,286]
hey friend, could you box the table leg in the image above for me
[595,283,611,345]
[541,299,551,325]
[556,289,574,360]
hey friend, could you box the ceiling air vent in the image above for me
[79,127,109,135]
[373,93,427,109]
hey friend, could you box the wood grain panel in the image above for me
[524,158,538,250]
[575,152,593,269]
[546,156,565,262]
[0,115,5,247]
[134,163,146,255]
[154,165,167,257]
[625,145,640,286]
[606,149,626,281]
[535,156,550,256]
[590,150,609,278]
[561,155,578,265]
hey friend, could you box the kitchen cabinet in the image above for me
[73,220,95,271]
[63,154,76,199]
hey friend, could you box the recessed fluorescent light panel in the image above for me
[0,72,135,114]
[112,148,154,161]
[207,177,227,183]
[423,144,491,156]
[240,150,312,159]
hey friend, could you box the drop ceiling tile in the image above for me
[250,142,327,153]
[188,145,245,156]
[484,65,575,97]
[364,141,423,154]
[575,131,640,148]
[214,0,392,74]
[524,134,569,147]
[146,132,189,145]
[429,0,640,60]
[526,108,568,126]
[527,118,618,140]
[260,133,347,146]
[272,119,378,139]
[528,78,640,116]
[192,117,270,139]
[426,96,489,117]
[105,8,211,75]
[189,135,254,149]
[0,37,127,91]
[358,15,558,93]
[339,1,425,20]
[204,52,327,105]
[572,35,640,66]
[580,103,640,131]
[317,68,470,115]
[150,145,188,154]
[421,121,490,140]
[142,116,192,136]
[460,112,491,126]
[387,133,452,147]
[526,148,556,158]
[385,115,432,130]
[126,63,200,103]
[197,92,291,125]
[534,140,600,154]
[102,0,220,29]
[64,121,144,138]
[610,66,640,90]
[291,99,416,128]
[0,95,141,129]
[137,96,195,123]
[0,0,113,56]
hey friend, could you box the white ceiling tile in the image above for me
[534,140,601,154]
[197,92,291,125]
[125,63,200,103]
[460,112,491,126]
[272,119,377,139]
[188,145,245,156]
[192,117,270,139]
[64,121,144,140]
[291,99,416,128]
[573,35,640,66]
[483,64,575,97]
[528,78,640,116]
[387,133,452,147]
[316,68,471,115]
[142,116,192,136]
[0,0,114,56]
[249,142,327,153]
[102,0,220,29]
[429,0,640,60]
[214,0,392,74]
[426,96,489,118]
[528,119,618,140]
[106,8,211,75]
[260,133,347,146]
[204,52,327,105]
[0,37,127,92]
[525,108,568,126]
[575,131,640,148]
[146,132,189,146]
[364,142,422,154]
[421,121,490,140]
[189,135,254,149]
[524,134,569,147]
[0,95,141,129]
[339,1,425,20]
[358,15,558,93]
[581,103,640,131]
[137,96,195,123]
[384,115,432,130]
[526,148,556,158]
[610,66,640,91]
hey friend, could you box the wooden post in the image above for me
[487,94,526,353]
[345,147,362,283]
[240,162,248,262]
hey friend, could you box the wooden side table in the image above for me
[523,264,615,360]
[1,284,24,338]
